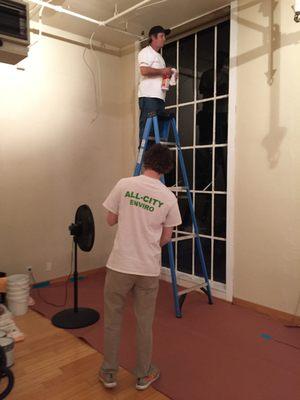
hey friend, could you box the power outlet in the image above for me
[46,262,52,272]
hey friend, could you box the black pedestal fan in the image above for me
[52,205,100,329]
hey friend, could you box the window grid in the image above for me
[162,21,229,285]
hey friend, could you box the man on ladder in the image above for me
[138,25,174,141]
[99,144,182,390]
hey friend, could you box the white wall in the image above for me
[0,34,130,282]
[233,0,300,315]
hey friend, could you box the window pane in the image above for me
[163,42,177,106]
[197,27,215,100]
[178,192,192,232]
[217,21,230,96]
[177,239,193,274]
[214,194,226,238]
[178,105,194,147]
[195,148,212,190]
[165,149,176,187]
[214,147,227,191]
[216,98,228,144]
[195,237,211,279]
[213,240,226,283]
[179,35,195,104]
[178,149,193,189]
[196,101,213,145]
[195,193,211,235]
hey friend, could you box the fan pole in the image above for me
[51,204,100,329]
[74,239,78,313]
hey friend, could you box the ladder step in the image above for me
[168,186,188,191]
[162,141,177,146]
[178,283,208,296]
[171,234,195,242]
[148,137,176,146]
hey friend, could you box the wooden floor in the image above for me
[4,310,169,400]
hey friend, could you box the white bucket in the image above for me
[7,298,28,316]
[6,274,30,316]
[7,287,30,295]
[0,337,14,367]
[7,292,29,301]
[7,274,29,284]
[7,281,29,287]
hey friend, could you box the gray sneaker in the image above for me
[136,366,160,390]
[99,370,117,389]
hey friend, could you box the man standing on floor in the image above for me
[138,25,174,140]
[99,144,182,391]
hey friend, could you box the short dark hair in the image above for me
[148,33,157,45]
[143,144,174,175]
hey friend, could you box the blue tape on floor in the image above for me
[261,333,272,340]
[70,276,85,282]
[33,276,85,288]
[33,281,50,288]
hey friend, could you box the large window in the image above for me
[162,20,230,286]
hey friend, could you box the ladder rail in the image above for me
[170,118,213,304]
[153,116,181,318]
[134,117,152,176]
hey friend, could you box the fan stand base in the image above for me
[52,308,100,329]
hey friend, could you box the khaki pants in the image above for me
[101,268,159,378]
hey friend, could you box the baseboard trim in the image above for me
[233,297,300,325]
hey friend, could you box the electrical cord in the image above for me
[82,28,102,124]
[29,242,74,308]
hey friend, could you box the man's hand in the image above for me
[160,226,173,247]
[161,67,172,77]
[106,211,118,226]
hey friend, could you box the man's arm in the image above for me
[140,66,172,77]
[160,226,173,247]
[106,211,118,226]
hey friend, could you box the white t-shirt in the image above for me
[138,45,166,101]
[103,175,182,277]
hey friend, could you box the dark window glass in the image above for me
[179,35,195,104]
[195,148,212,190]
[178,149,193,189]
[197,27,215,100]
[214,240,226,283]
[179,105,194,147]
[217,21,230,96]
[216,99,228,144]
[214,147,227,191]
[195,193,212,235]
[165,149,176,187]
[178,193,192,233]
[177,239,193,274]
[214,194,226,238]
[196,101,213,145]
[195,237,211,279]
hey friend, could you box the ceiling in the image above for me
[28,0,230,48]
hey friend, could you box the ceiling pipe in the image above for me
[27,0,150,38]
[103,0,151,25]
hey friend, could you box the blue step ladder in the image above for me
[134,112,213,318]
